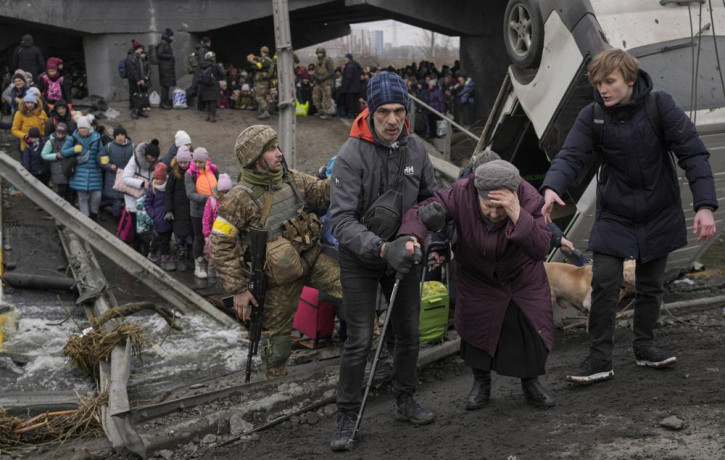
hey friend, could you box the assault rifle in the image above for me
[245,226,268,383]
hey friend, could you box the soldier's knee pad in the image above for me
[263,334,292,369]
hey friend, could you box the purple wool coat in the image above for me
[399,177,554,356]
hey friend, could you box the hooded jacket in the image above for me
[145,184,172,234]
[61,129,103,191]
[541,69,717,262]
[22,137,49,176]
[41,132,69,185]
[100,138,134,200]
[122,142,156,212]
[329,107,438,264]
[156,35,177,87]
[45,101,76,136]
[12,105,48,151]
[165,157,193,236]
[184,160,219,218]
[12,35,44,81]
[341,58,363,94]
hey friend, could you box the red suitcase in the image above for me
[294,286,335,343]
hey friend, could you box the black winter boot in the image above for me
[394,393,435,425]
[466,368,491,410]
[176,245,188,272]
[521,377,555,408]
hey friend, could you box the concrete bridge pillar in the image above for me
[459,0,508,125]
[83,32,194,102]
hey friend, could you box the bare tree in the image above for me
[416,30,457,66]
[417,29,436,61]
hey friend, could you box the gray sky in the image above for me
[351,20,460,48]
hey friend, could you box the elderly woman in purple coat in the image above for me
[399,159,555,409]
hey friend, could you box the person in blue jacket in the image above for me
[61,115,103,219]
[540,49,717,385]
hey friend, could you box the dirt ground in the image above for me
[2,104,725,460]
[99,102,352,178]
[208,307,724,460]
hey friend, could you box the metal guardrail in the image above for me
[408,94,479,141]
[408,94,479,163]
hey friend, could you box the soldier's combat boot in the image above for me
[394,393,435,425]
[257,110,269,120]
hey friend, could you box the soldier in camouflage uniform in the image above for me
[247,46,273,120]
[209,125,342,379]
[312,47,336,119]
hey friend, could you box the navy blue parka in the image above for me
[541,69,717,263]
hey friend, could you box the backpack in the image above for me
[591,91,677,183]
[118,58,128,79]
[591,91,664,150]
[201,65,216,85]
[43,74,63,101]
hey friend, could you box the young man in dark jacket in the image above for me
[328,71,438,451]
[156,28,176,110]
[540,49,717,385]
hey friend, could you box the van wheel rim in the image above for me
[507,3,532,58]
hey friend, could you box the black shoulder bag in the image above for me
[361,148,407,241]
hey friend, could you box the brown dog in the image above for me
[544,260,636,315]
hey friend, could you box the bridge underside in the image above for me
[0,0,508,123]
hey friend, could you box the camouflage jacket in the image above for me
[209,170,330,294]
[314,56,335,83]
[254,55,273,82]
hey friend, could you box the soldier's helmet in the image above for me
[235,125,278,168]
[260,45,269,54]
[205,51,216,61]
[316,47,326,55]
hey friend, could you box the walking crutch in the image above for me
[351,246,422,442]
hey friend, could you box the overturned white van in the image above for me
[479,0,725,280]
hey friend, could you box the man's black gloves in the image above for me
[382,236,420,274]
[418,202,447,232]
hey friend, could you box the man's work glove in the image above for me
[418,202,447,232]
[164,211,174,221]
[382,236,418,275]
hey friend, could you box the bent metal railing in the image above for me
[408,94,479,162]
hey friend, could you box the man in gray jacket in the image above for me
[328,71,438,451]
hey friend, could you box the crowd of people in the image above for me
[117,33,476,129]
[6,77,235,280]
[3,31,715,455]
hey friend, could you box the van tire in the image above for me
[503,0,544,69]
